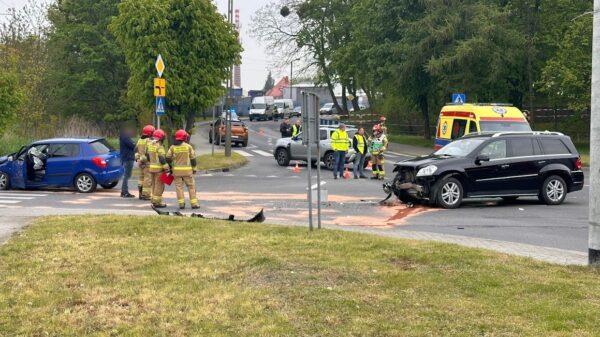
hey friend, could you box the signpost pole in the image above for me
[589,0,600,265]
[212,105,216,156]
[314,94,322,229]
[302,92,313,231]
[225,0,234,157]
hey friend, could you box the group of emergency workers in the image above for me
[330,116,389,180]
[135,125,199,209]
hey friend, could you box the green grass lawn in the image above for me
[196,151,247,171]
[387,134,435,148]
[1,215,600,336]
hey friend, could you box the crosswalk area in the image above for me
[0,192,48,205]
[233,149,273,157]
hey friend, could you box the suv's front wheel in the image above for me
[540,175,567,205]
[434,177,463,209]
[275,148,290,166]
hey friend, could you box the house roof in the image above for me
[266,76,290,98]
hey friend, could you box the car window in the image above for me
[451,119,468,139]
[508,138,534,157]
[49,143,80,158]
[89,139,115,154]
[479,140,507,160]
[320,130,328,140]
[435,138,485,157]
[468,121,479,134]
[539,138,571,155]
[533,139,543,155]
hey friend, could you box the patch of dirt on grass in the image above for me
[389,257,419,270]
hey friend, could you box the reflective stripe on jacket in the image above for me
[166,142,196,177]
[369,134,388,154]
[135,138,148,162]
[147,140,168,173]
[331,129,350,152]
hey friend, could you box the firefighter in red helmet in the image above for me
[135,125,155,200]
[146,129,169,208]
[166,130,199,209]
[369,124,388,180]
[378,116,388,135]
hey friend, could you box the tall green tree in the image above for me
[0,56,22,136]
[111,0,241,132]
[45,0,129,124]
[263,71,275,92]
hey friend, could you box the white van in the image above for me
[249,96,276,121]
[274,99,294,118]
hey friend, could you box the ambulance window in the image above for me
[451,120,467,139]
[468,121,478,134]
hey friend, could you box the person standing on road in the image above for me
[136,125,155,200]
[280,117,292,138]
[147,129,169,208]
[292,119,302,138]
[167,130,199,210]
[352,127,368,179]
[119,126,136,198]
[331,123,349,179]
[369,124,388,180]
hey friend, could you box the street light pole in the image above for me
[590,0,600,265]
[225,0,234,157]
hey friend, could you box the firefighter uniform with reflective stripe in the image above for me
[135,137,152,199]
[369,133,388,179]
[147,140,169,206]
[166,142,198,209]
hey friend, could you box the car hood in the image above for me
[394,154,464,169]
[0,155,9,165]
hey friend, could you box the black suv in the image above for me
[384,132,584,209]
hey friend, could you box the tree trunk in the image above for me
[419,94,431,140]
[341,85,348,115]
[185,109,195,133]
[349,85,360,112]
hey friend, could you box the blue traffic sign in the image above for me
[156,96,166,116]
[452,93,466,104]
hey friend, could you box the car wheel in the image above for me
[0,172,10,190]
[541,175,567,205]
[434,177,463,209]
[209,133,213,144]
[215,136,221,146]
[275,148,290,167]
[324,152,335,170]
[75,173,97,193]
[242,140,248,147]
[501,196,519,203]
[249,117,253,122]
[100,181,118,189]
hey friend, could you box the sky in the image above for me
[0,0,282,91]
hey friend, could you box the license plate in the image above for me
[231,136,239,139]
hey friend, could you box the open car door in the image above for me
[11,146,28,189]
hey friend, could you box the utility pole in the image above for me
[590,0,600,266]
[225,0,234,157]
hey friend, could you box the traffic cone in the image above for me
[343,167,351,179]
[293,162,300,173]
[367,160,372,169]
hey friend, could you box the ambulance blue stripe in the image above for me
[435,139,450,147]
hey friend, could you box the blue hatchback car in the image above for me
[0,138,124,193]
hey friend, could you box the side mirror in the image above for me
[475,155,490,165]
[247,107,250,111]
[8,155,13,162]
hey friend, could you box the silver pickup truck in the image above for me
[273,126,371,170]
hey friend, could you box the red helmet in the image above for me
[380,117,386,122]
[373,124,382,132]
[142,125,155,137]
[153,129,166,141]
[175,129,188,141]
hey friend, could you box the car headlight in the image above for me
[416,165,438,177]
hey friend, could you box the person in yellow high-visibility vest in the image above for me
[292,119,302,138]
[331,123,350,179]
[166,130,199,210]
[369,124,388,180]
[135,125,155,200]
[352,127,368,179]
[146,129,169,208]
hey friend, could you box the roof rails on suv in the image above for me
[491,131,564,138]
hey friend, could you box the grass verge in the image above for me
[0,133,32,156]
[197,151,247,171]
[387,134,434,149]
[1,215,600,336]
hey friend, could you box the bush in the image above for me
[0,133,31,155]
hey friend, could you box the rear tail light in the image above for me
[92,157,108,169]
[575,157,582,171]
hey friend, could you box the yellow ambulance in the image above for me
[434,103,531,150]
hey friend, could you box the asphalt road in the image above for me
[0,118,590,254]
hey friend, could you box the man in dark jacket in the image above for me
[280,117,292,138]
[119,126,136,198]
[352,127,368,179]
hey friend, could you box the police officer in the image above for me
[167,130,199,210]
[147,129,169,208]
[369,124,388,180]
[135,125,155,200]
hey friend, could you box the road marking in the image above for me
[0,200,22,204]
[267,175,278,178]
[245,175,257,178]
[0,192,48,197]
[234,150,254,157]
[252,150,273,157]
[0,196,35,200]
[387,151,419,157]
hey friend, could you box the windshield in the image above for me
[275,103,285,109]
[434,138,486,157]
[89,139,115,154]
[323,103,334,108]
[252,103,266,109]
[479,121,531,132]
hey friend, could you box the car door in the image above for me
[11,147,29,189]
[506,137,539,193]
[45,143,81,186]
[465,140,516,196]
